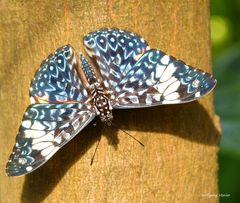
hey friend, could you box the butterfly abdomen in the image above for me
[80,54,97,84]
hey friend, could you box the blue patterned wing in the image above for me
[30,45,89,104]
[83,28,150,91]
[6,103,96,176]
[6,45,96,176]
[113,49,216,108]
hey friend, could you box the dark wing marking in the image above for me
[30,45,89,104]
[112,49,216,108]
[6,103,96,176]
[83,28,149,91]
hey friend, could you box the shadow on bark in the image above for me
[21,101,220,203]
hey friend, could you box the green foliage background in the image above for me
[211,1,240,202]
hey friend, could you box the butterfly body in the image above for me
[80,54,113,125]
[6,28,216,176]
[91,85,113,126]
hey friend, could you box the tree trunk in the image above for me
[0,0,221,202]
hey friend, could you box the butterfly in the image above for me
[6,28,216,176]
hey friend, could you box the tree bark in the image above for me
[0,0,221,202]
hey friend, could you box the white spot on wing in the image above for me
[160,63,177,82]
[22,120,32,128]
[63,133,71,140]
[32,142,53,150]
[30,97,36,104]
[152,94,161,101]
[83,89,88,97]
[54,136,62,144]
[135,68,144,76]
[72,119,80,130]
[24,130,45,138]
[18,158,27,165]
[192,79,200,88]
[146,78,154,86]
[195,92,201,97]
[161,55,170,65]
[104,80,109,88]
[40,82,44,87]
[129,42,133,47]
[31,121,46,130]
[163,80,181,96]
[41,146,55,156]
[129,76,137,83]
[164,92,179,100]
[145,94,152,105]
[109,80,117,87]
[128,95,139,104]
[123,86,134,93]
[155,64,166,78]
[162,100,180,104]
[115,87,121,92]
[26,166,33,172]
[32,131,54,144]
[154,77,177,94]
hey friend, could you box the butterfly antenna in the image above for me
[90,123,106,165]
[111,122,144,147]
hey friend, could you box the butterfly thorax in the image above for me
[91,86,113,126]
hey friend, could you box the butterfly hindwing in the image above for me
[6,103,96,176]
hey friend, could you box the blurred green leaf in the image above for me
[215,43,240,153]
[211,15,230,46]
[214,43,240,203]
[219,150,240,203]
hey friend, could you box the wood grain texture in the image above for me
[0,0,221,202]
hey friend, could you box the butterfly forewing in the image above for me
[30,45,89,104]
[83,28,149,91]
